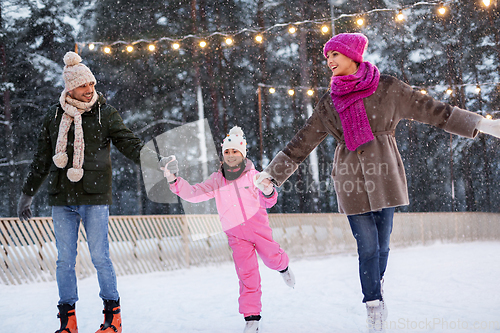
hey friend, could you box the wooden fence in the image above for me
[1,212,499,285]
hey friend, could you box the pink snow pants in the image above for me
[226,220,289,317]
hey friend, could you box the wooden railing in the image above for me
[1,212,499,285]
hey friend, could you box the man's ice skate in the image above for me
[279,266,295,288]
[244,315,260,333]
[366,300,385,333]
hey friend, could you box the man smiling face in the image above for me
[68,81,95,103]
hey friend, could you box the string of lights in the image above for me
[76,1,471,53]
[257,81,500,98]
[75,0,498,107]
[257,82,500,118]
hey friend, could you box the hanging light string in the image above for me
[415,81,500,96]
[260,82,500,118]
[77,0,499,111]
[260,81,500,118]
[260,81,500,96]
[77,1,454,51]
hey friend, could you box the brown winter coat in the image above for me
[264,75,483,215]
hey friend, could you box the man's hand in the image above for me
[476,117,500,138]
[159,155,178,182]
[253,172,272,192]
[17,193,33,221]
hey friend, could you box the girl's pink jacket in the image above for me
[169,160,277,234]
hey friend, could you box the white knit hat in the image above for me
[222,126,247,158]
[62,52,96,91]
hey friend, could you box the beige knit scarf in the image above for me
[53,90,98,182]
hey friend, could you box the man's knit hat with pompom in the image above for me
[62,51,96,91]
[222,126,247,158]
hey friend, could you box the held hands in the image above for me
[253,172,274,196]
[159,155,178,182]
[17,193,33,221]
[476,118,500,138]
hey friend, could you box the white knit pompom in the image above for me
[67,168,84,182]
[53,152,68,168]
[63,52,82,67]
[228,126,244,137]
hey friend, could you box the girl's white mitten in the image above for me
[253,172,272,191]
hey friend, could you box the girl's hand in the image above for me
[254,173,274,195]
[261,179,275,196]
[160,155,178,182]
[253,171,272,191]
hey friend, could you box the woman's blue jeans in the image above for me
[52,205,119,305]
[347,207,394,303]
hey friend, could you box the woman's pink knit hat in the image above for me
[323,33,368,63]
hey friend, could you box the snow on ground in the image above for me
[1,241,499,333]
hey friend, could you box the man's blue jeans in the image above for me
[52,205,119,305]
[347,207,394,303]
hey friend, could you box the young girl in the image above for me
[162,126,295,333]
[254,33,500,332]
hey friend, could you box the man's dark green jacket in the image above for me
[22,93,149,206]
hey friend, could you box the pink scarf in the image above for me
[53,90,98,182]
[330,61,380,151]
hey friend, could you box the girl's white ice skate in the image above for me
[280,266,295,288]
[243,320,259,333]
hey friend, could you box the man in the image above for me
[17,51,176,333]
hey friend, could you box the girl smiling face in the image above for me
[326,50,359,77]
[223,149,244,167]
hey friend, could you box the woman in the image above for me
[254,33,500,332]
